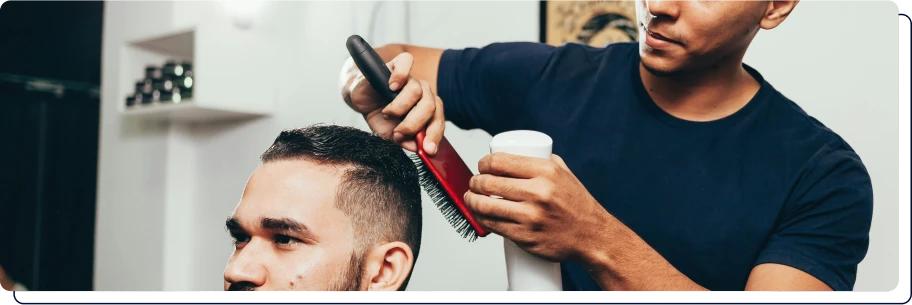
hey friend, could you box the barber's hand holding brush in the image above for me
[341,50,445,156]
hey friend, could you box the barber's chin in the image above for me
[637,53,676,76]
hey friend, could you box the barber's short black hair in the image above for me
[260,124,422,290]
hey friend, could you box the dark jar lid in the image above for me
[135,81,152,94]
[136,92,153,105]
[164,61,192,77]
[145,66,162,79]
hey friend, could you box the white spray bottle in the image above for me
[489,130,563,291]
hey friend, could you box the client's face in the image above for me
[224,160,363,291]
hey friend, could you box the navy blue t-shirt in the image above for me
[436,42,873,291]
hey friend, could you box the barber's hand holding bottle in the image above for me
[341,52,445,155]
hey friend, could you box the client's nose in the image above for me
[224,248,267,289]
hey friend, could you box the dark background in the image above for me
[0,1,104,291]
[0,1,102,84]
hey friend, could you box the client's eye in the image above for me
[273,234,301,246]
[231,232,250,247]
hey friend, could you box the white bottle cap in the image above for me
[489,130,553,159]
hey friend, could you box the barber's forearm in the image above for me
[579,219,708,291]
[376,44,409,62]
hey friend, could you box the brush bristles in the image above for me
[410,154,479,242]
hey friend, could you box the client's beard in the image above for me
[327,253,365,291]
[226,253,364,291]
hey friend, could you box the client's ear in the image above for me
[362,241,414,291]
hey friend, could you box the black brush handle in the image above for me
[346,35,399,103]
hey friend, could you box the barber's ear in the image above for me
[362,242,414,291]
[759,1,799,30]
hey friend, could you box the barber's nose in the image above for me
[224,247,267,287]
[646,0,680,21]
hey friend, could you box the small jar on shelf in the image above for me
[171,87,192,103]
[145,65,162,79]
[136,92,153,106]
[163,61,191,78]
[152,89,176,104]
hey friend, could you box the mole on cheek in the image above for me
[290,274,304,289]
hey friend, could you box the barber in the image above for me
[340,0,872,291]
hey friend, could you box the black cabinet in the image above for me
[0,79,99,291]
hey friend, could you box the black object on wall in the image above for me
[0,1,103,291]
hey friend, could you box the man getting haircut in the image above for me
[224,125,423,291]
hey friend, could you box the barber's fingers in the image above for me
[475,215,525,238]
[469,174,537,202]
[387,53,413,91]
[465,191,537,239]
[400,139,418,153]
[419,96,446,156]
[393,80,435,139]
[478,152,554,179]
[382,78,422,118]
[464,190,536,223]
[364,109,400,141]
[552,154,570,171]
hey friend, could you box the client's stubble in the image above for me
[327,252,365,291]
[226,252,364,291]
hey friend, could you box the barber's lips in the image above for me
[643,28,680,49]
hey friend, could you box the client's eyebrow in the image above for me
[226,218,243,231]
[261,217,318,242]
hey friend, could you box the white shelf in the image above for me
[118,25,275,124]
[130,28,194,59]
[122,100,269,123]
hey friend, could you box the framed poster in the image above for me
[540,1,639,47]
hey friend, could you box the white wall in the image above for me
[96,1,898,292]
[896,7,909,287]
[96,1,175,291]
[743,1,899,291]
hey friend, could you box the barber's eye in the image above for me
[273,234,300,245]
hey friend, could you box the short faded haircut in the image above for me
[259,124,422,290]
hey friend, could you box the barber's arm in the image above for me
[464,152,868,291]
[339,42,558,154]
